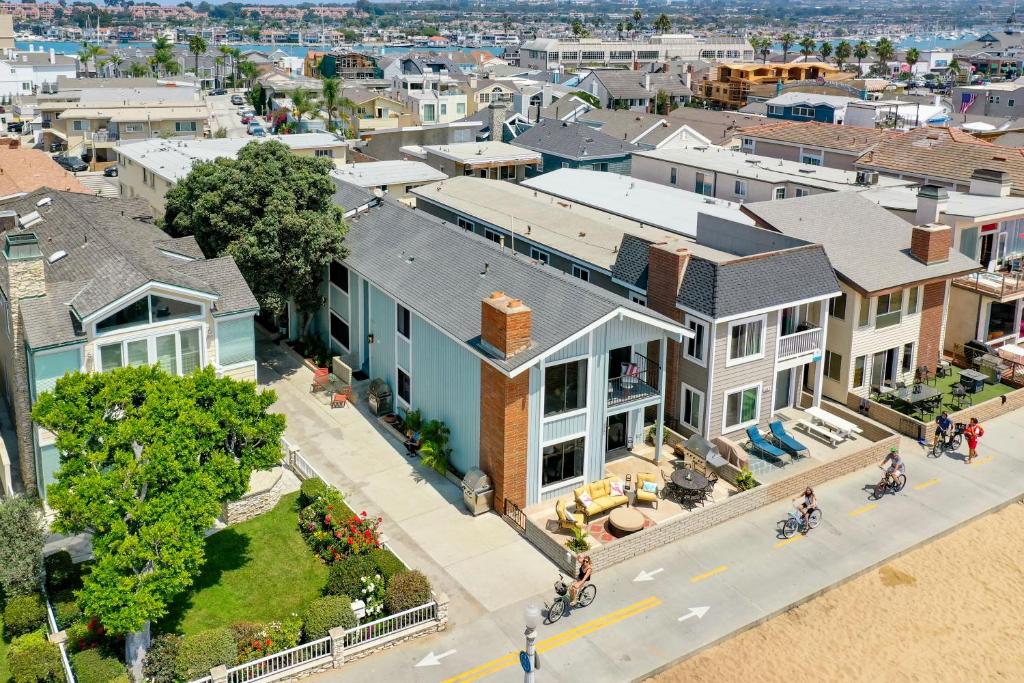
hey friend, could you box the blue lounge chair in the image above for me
[769,421,808,457]
[746,426,791,464]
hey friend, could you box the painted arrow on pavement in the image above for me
[677,606,710,622]
[633,568,665,582]
[415,649,457,667]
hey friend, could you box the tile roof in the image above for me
[511,118,638,161]
[0,146,90,196]
[0,189,257,349]
[740,120,898,154]
[342,198,684,373]
[855,126,1024,192]
[743,192,982,294]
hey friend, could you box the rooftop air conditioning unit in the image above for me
[856,170,879,185]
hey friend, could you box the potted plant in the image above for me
[565,526,590,552]
[419,419,452,476]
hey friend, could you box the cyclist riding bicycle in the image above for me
[880,446,906,484]
[569,554,592,605]
[792,487,817,527]
[931,412,953,451]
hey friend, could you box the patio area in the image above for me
[873,368,1014,422]
[524,444,739,550]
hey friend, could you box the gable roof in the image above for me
[666,107,774,146]
[511,118,638,161]
[741,120,898,154]
[586,69,692,99]
[743,192,981,294]
[571,109,700,147]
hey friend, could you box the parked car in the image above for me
[210,88,227,96]
[241,115,254,124]
[49,142,66,153]
[54,155,88,172]
[230,94,245,106]
[103,166,118,177]
[248,124,266,137]
[6,121,23,133]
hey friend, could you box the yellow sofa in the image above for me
[573,477,628,520]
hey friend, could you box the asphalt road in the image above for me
[206,91,251,138]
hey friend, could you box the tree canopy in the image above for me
[163,141,347,326]
[32,366,286,634]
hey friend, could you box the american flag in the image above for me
[959,92,978,114]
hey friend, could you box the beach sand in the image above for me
[651,502,1024,683]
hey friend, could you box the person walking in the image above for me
[964,417,984,464]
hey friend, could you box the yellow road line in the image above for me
[442,597,661,683]
[970,456,993,467]
[690,565,728,583]
[914,478,940,490]
[774,534,803,549]
[848,503,877,517]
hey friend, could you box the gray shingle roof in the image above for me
[744,192,982,294]
[342,199,683,373]
[610,235,650,290]
[511,118,639,161]
[332,178,377,213]
[589,70,692,99]
[0,189,257,349]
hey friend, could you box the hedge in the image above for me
[143,633,181,683]
[300,596,356,641]
[369,548,406,582]
[384,570,432,615]
[70,649,127,683]
[323,555,377,598]
[298,478,330,507]
[175,627,236,681]
[3,594,48,639]
[52,589,82,629]
[7,630,66,683]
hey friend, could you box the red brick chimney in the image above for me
[481,291,532,359]
[646,244,690,423]
[910,224,952,265]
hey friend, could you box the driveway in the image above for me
[206,92,250,138]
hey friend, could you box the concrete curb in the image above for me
[635,492,1024,682]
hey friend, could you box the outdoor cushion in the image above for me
[610,480,624,496]
[642,481,657,493]
[578,492,593,508]
[574,477,629,519]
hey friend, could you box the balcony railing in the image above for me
[875,311,902,330]
[608,352,659,407]
[778,326,823,360]
[954,270,1024,300]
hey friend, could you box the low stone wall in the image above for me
[843,393,928,440]
[587,433,899,572]
[221,467,292,525]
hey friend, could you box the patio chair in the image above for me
[768,421,809,457]
[310,373,330,393]
[331,391,348,409]
[745,426,791,464]
[555,499,584,533]
[702,472,718,504]
[634,472,659,509]
[951,384,972,409]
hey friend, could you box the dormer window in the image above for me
[95,294,203,335]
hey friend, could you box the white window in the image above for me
[72,120,90,132]
[767,105,782,115]
[726,315,765,365]
[96,327,203,376]
[315,149,333,158]
[829,293,847,320]
[397,366,411,406]
[800,153,823,166]
[853,355,866,388]
[457,102,466,115]
[95,294,202,336]
[683,316,707,366]
[741,137,755,152]
[629,293,647,306]
[794,188,809,197]
[733,180,747,197]
[876,290,903,328]
[670,167,677,185]
[793,106,816,117]
[175,121,198,133]
[680,383,704,432]
[824,350,842,382]
[773,187,786,200]
[571,264,589,282]
[122,123,144,133]
[530,246,549,264]
[723,383,760,432]
[905,286,919,314]
[457,217,474,231]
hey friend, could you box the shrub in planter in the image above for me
[7,630,65,683]
[52,589,82,629]
[70,649,127,683]
[175,628,236,681]
[369,548,406,582]
[323,554,376,597]
[143,633,181,683]
[66,617,115,655]
[3,594,47,639]
[384,570,431,615]
[735,468,757,491]
[299,477,330,507]
[299,497,380,563]
[301,596,356,641]
[43,551,79,594]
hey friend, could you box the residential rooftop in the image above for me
[520,168,753,237]
[510,118,639,161]
[859,185,1024,219]
[331,160,447,187]
[410,141,541,165]
[667,107,774,146]
[763,92,858,109]
[570,109,703,147]
[0,144,89,197]
[738,120,898,153]
[60,105,209,122]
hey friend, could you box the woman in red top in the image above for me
[964,417,984,464]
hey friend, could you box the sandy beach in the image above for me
[651,502,1024,683]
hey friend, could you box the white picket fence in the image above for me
[279,436,324,482]
[224,636,332,683]
[44,592,76,683]
[343,600,438,648]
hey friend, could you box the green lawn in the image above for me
[878,369,1014,422]
[158,492,328,636]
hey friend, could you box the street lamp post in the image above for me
[523,605,541,682]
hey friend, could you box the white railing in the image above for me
[224,637,332,683]
[778,327,823,359]
[279,436,324,482]
[191,677,212,683]
[43,592,76,683]
[343,600,437,648]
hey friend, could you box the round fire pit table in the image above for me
[608,507,646,537]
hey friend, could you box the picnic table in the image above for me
[804,406,863,438]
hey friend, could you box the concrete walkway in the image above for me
[315,403,1024,682]
[257,335,555,622]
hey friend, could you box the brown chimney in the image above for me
[910,224,952,265]
[481,291,532,359]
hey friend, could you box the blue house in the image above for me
[763,92,857,124]
[320,188,690,509]
[511,118,639,175]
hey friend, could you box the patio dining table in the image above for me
[891,384,941,405]
[670,468,708,492]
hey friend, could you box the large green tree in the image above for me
[163,141,347,330]
[32,366,286,635]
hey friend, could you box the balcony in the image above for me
[777,326,823,360]
[954,270,1024,301]
[607,352,660,408]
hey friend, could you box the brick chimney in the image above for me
[915,184,948,226]
[646,243,690,423]
[910,224,952,265]
[480,291,531,359]
[478,291,532,510]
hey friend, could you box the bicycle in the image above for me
[779,507,821,539]
[545,574,596,624]
[873,467,907,499]
[928,422,965,457]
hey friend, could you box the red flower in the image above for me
[265,639,272,648]
[324,514,332,524]
[360,511,367,517]
[334,530,343,539]
[347,537,354,544]
[327,504,334,510]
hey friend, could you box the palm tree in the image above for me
[616,22,624,40]
[165,61,181,77]
[654,13,672,35]
[129,62,148,78]
[106,54,123,78]
[947,57,963,84]
[905,47,920,77]
[218,45,235,86]
[239,60,258,89]
[230,47,243,88]
[819,41,833,63]
[320,76,340,132]
[874,37,895,71]
[214,55,225,88]
[77,42,106,77]
[289,88,320,130]
[188,34,208,83]
[749,36,770,63]
[854,40,870,71]
[779,32,796,62]
[632,8,642,34]
[799,36,817,59]
[835,40,852,70]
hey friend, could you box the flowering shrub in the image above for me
[299,494,382,563]
[232,613,302,663]
[358,574,386,622]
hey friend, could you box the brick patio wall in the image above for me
[948,386,1024,424]
[844,393,928,439]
